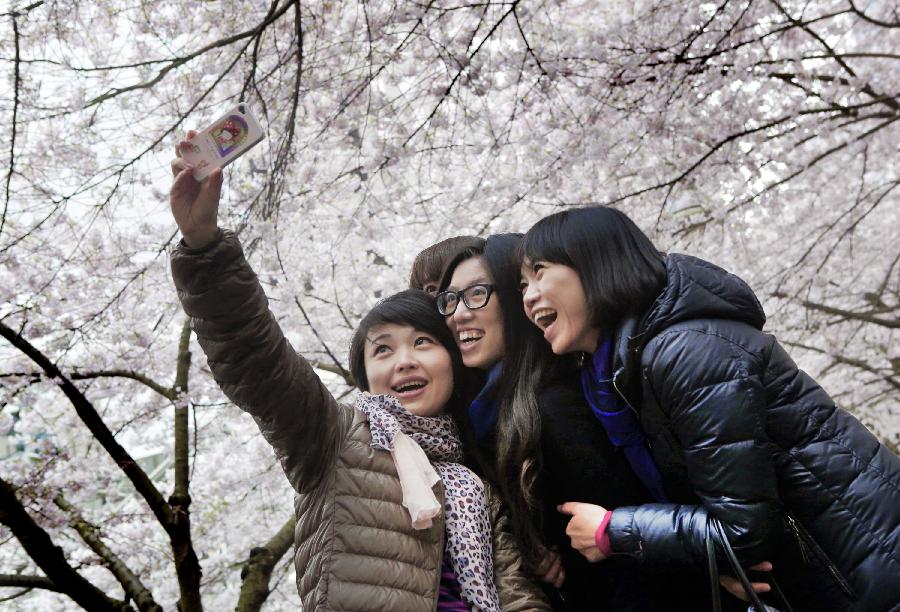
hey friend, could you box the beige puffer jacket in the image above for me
[172,231,550,611]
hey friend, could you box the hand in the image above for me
[719,561,773,601]
[534,548,565,588]
[557,502,609,563]
[169,130,223,249]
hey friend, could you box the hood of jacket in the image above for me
[642,253,765,337]
[614,254,766,379]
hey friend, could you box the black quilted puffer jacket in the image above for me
[605,254,900,612]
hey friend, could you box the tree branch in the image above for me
[70,370,175,401]
[54,495,162,612]
[235,516,296,612]
[0,478,134,611]
[83,0,298,107]
[1,8,22,239]
[0,321,174,528]
[170,318,202,612]
[784,341,900,391]
[0,574,60,592]
[774,294,899,329]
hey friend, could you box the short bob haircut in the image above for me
[348,289,468,413]
[522,206,667,334]
[409,235,485,293]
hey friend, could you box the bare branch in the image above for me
[0,574,60,592]
[0,478,134,612]
[235,516,296,612]
[774,295,899,329]
[70,370,175,401]
[83,0,298,108]
[1,9,22,239]
[847,0,900,28]
[0,321,174,528]
[54,495,162,612]
[784,341,900,391]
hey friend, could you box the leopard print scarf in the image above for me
[357,393,501,612]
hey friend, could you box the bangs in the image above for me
[349,289,458,391]
[521,212,574,267]
[359,292,449,345]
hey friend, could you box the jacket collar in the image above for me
[611,316,644,393]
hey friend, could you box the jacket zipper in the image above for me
[611,367,642,421]
[785,512,856,599]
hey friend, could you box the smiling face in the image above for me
[445,257,505,369]
[363,323,454,417]
[521,259,599,355]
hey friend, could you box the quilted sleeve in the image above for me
[608,326,781,566]
[171,229,348,493]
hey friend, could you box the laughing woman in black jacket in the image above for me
[519,206,900,612]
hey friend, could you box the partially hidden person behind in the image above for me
[434,234,719,610]
[520,205,900,612]
[410,235,487,296]
[167,134,551,611]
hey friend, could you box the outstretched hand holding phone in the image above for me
[169,103,265,249]
[170,130,222,250]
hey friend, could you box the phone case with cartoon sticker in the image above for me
[181,103,265,181]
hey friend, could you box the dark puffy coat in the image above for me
[535,374,723,611]
[606,254,900,612]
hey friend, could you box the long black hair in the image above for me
[348,290,469,417]
[440,234,568,566]
[522,206,667,334]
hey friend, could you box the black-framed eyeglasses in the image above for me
[436,283,495,316]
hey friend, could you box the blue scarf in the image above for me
[581,338,670,502]
[469,362,503,441]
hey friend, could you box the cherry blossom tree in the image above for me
[0,0,896,609]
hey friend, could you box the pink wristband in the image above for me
[594,510,613,557]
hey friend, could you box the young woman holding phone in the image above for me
[166,136,550,611]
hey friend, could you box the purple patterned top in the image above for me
[437,552,472,610]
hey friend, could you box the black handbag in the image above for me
[706,516,794,612]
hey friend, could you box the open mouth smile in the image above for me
[391,377,428,398]
[457,329,485,348]
[531,308,558,330]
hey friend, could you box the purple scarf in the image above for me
[581,338,670,502]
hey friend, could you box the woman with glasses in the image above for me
[435,235,714,611]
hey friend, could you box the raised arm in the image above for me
[168,145,347,493]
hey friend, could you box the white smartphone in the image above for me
[180,102,265,180]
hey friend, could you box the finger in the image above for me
[750,561,773,571]
[554,566,565,588]
[171,157,192,177]
[558,502,585,516]
[543,565,560,585]
[719,576,748,602]
[176,131,199,157]
[719,575,771,600]
[205,168,224,195]
[171,164,198,190]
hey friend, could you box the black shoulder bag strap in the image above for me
[706,515,794,612]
